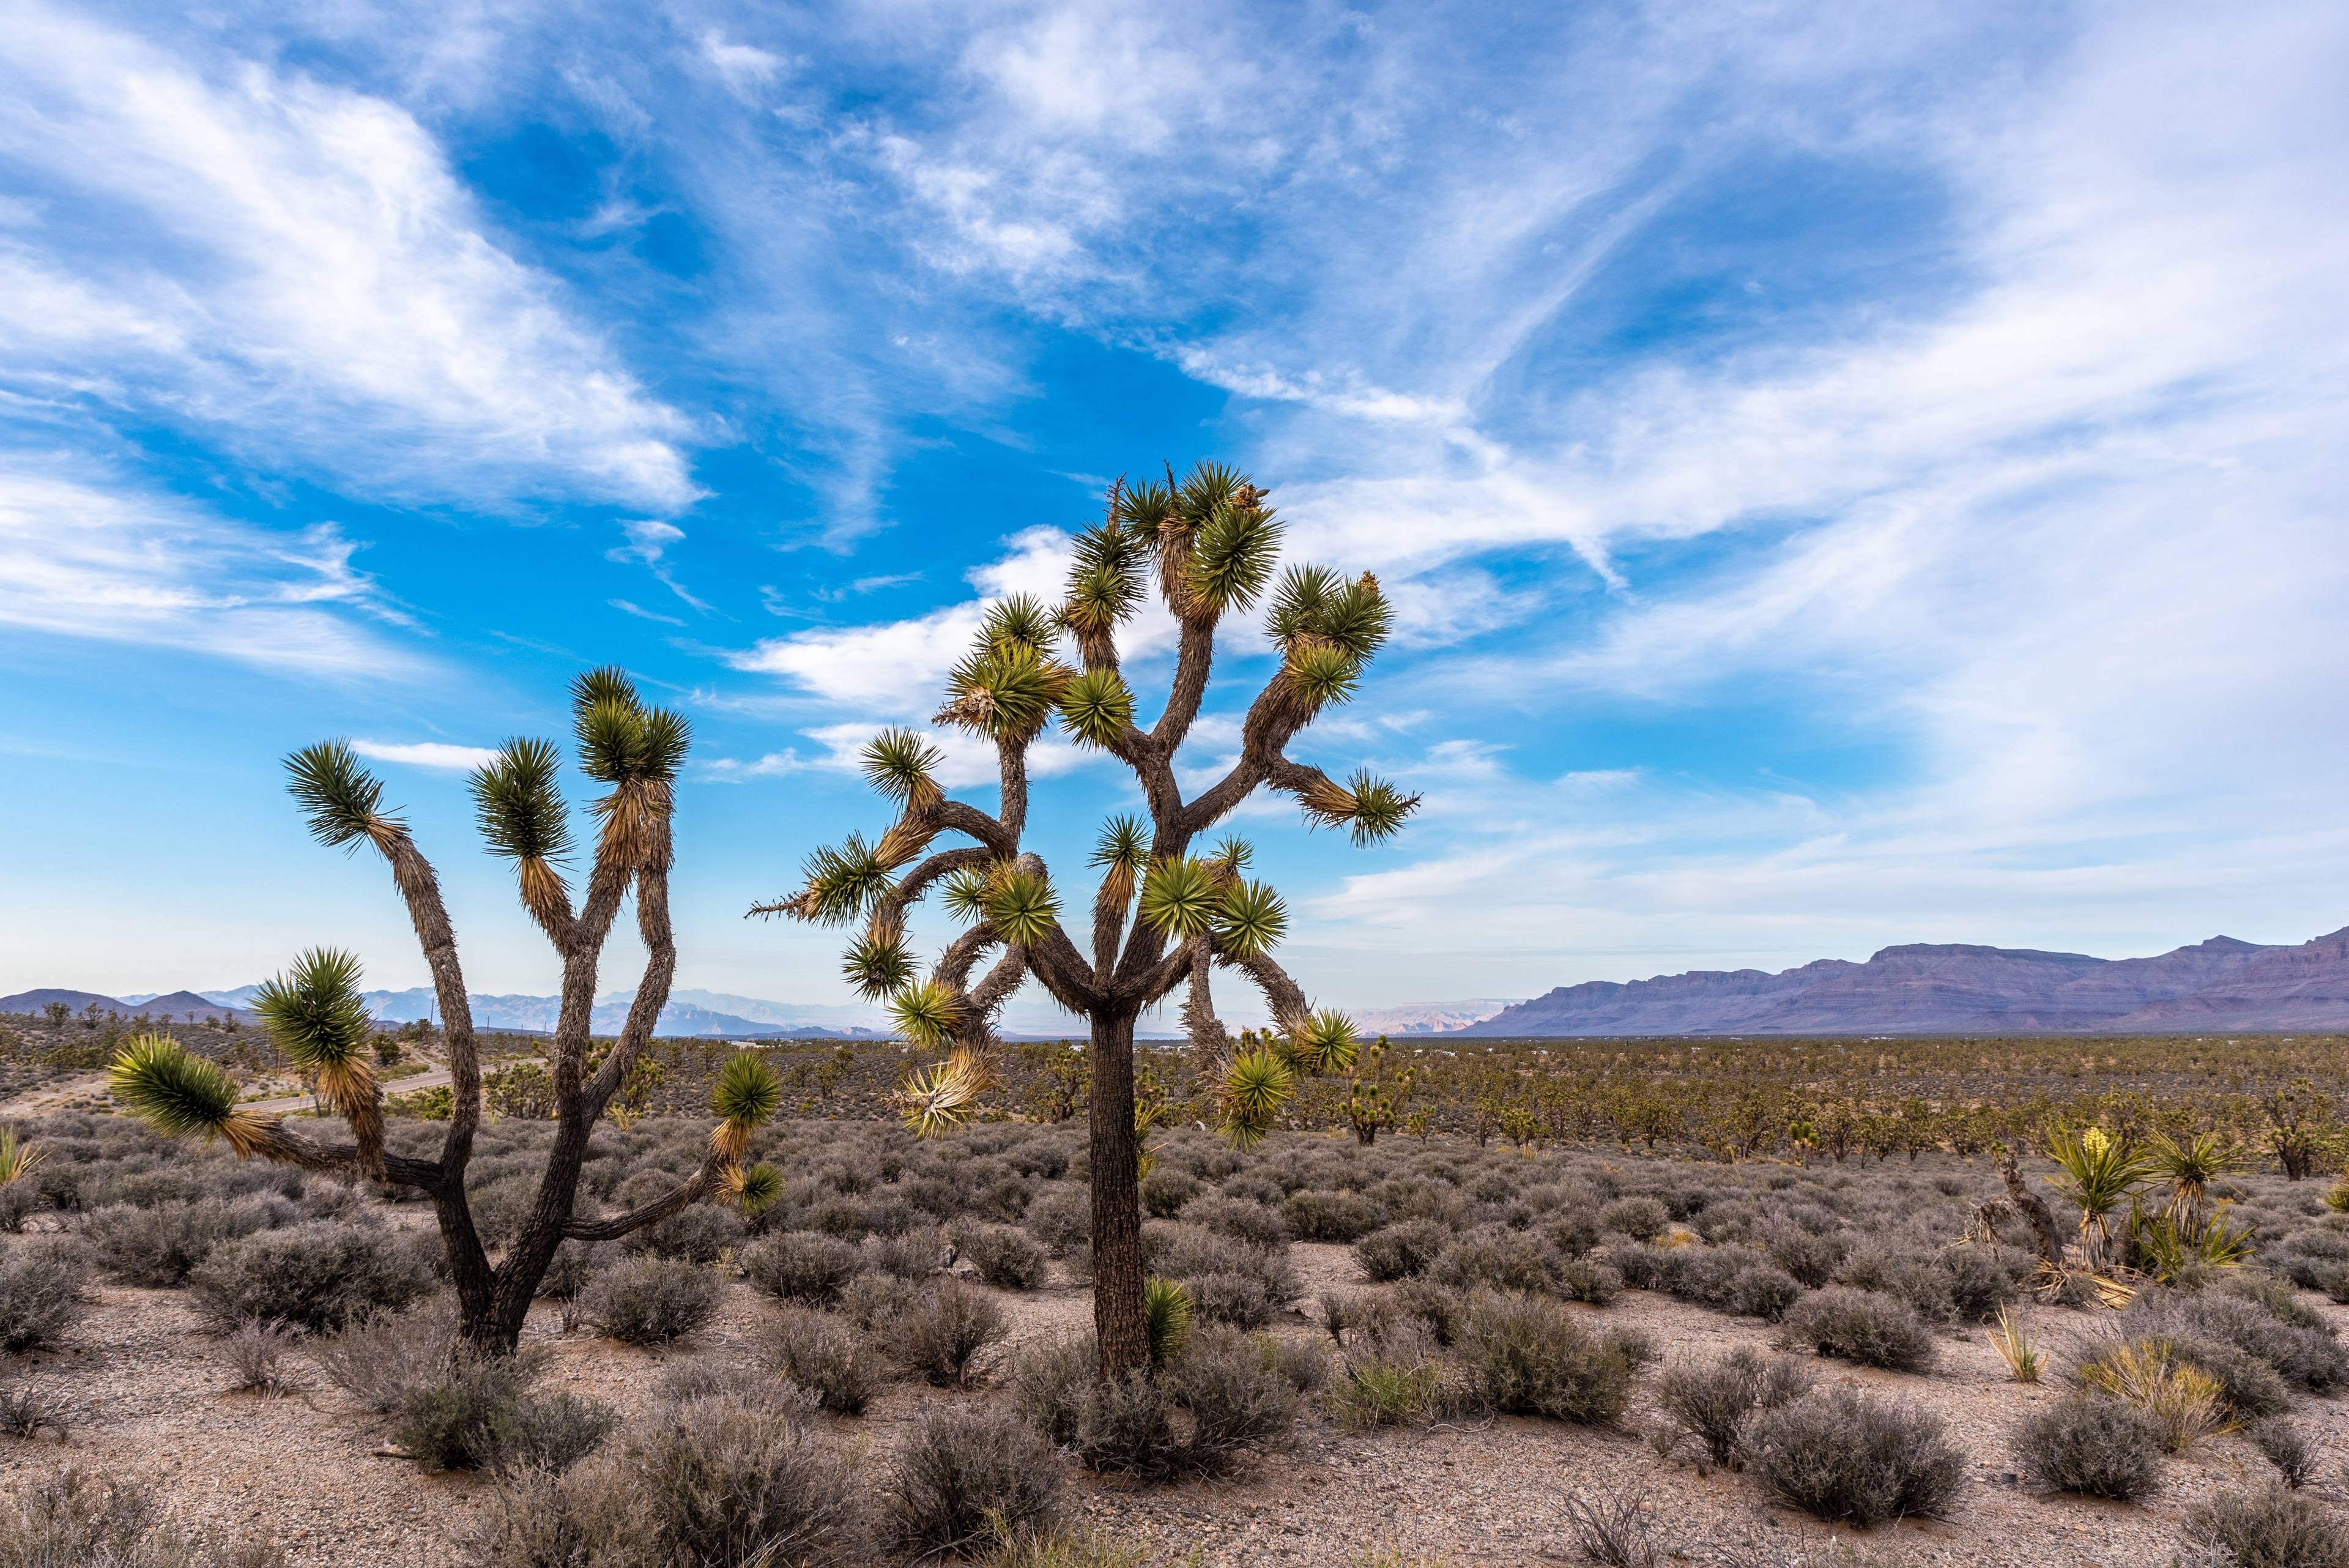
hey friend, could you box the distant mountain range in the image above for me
[1464,929,2349,1036]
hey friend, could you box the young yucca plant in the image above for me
[1987,1306,2043,1383]
[0,1129,42,1187]
[108,669,774,1355]
[1143,1277,1193,1369]
[2129,1201,2255,1284]
[751,463,1419,1381]
[2147,1129,2245,1214]
[2044,1124,2156,1263]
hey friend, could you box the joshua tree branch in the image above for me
[1151,619,1219,751]
[374,832,484,1180]
[1230,947,1313,1034]
[563,1154,727,1241]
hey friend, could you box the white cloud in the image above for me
[351,740,499,770]
[0,465,421,678]
[0,2,696,511]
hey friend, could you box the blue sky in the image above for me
[3,0,2345,1025]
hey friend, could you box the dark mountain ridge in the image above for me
[1464,931,2336,1036]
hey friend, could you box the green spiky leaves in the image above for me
[1143,1277,1193,1367]
[1285,643,1360,710]
[981,866,1060,946]
[1215,1047,1296,1148]
[1062,522,1147,642]
[862,728,944,812]
[1267,565,1391,662]
[571,667,688,786]
[793,834,899,926]
[941,866,992,923]
[710,1050,783,1163]
[1058,667,1137,748]
[890,978,966,1049]
[896,1049,986,1137]
[1299,768,1422,847]
[1288,1009,1360,1075]
[1090,815,1149,908]
[285,740,396,852]
[1138,857,1221,941]
[1212,880,1289,959]
[1187,500,1280,614]
[725,1161,784,1216]
[937,642,1074,740]
[842,934,916,999]
[470,737,573,917]
[109,1035,264,1156]
[254,949,373,1078]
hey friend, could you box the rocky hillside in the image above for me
[1464,931,2346,1035]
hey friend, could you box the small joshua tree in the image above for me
[1343,1037,1413,1147]
[108,670,782,1353]
[757,463,1416,1378]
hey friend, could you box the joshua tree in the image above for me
[108,671,783,1353]
[1343,1038,1413,1146]
[757,463,1417,1378]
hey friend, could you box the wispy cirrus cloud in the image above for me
[0,466,423,678]
[0,1,697,513]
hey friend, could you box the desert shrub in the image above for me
[2251,1417,2318,1488]
[1599,1196,1669,1241]
[863,1226,946,1281]
[1724,1264,1804,1322]
[187,1222,430,1333]
[629,1203,743,1266]
[1074,1370,1179,1477]
[2134,1279,2348,1392]
[1654,1349,1811,1470]
[1542,1211,1604,1258]
[315,1303,457,1413]
[1184,1197,1290,1249]
[392,1347,614,1474]
[1330,1338,1444,1430]
[1743,1385,1967,1526]
[2181,1481,2349,1568]
[1611,1243,1679,1293]
[1010,1334,1097,1444]
[742,1232,864,1304]
[881,1405,1061,1559]
[1558,1257,1624,1306]
[1024,1187,1089,1255]
[535,1241,601,1301]
[1766,1229,1849,1288]
[2011,1395,2164,1500]
[1939,1246,2025,1322]
[841,1271,921,1329]
[1458,1293,1651,1424]
[0,1381,70,1440]
[1834,1251,1957,1323]
[1184,1269,1277,1329]
[1431,1229,1564,1295]
[2076,1338,2238,1450]
[881,1279,1008,1387]
[0,1466,287,1568]
[1163,1329,1301,1472]
[0,1240,88,1352]
[949,1221,1047,1291]
[1282,1189,1386,1243]
[1559,1485,1664,1568]
[1139,1169,1201,1217]
[1258,1333,1328,1394]
[1354,1220,1449,1282]
[470,1389,864,1568]
[1779,1287,1937,1373]
[219,1320,297,1395]
[579,1255,721,1345]
[1149,1224,1298,1313]
[755,1309,883,1416]
[1389,1279,1468,1346]
[80,1198,288,1287]
[1219,1173,1285,1208]
[1319,1288,1392,1342]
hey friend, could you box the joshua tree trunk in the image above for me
[1086,1011,1149,1377]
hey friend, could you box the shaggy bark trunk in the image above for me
[1998,1146,2065,1267]
[1088,1009,1149,1381]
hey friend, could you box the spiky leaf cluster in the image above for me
[1300,768,1422,847]
[285,741,394,850]
[1143,1277,1193,1367]
[1061,521,1148,645]
[896,1050,985,1137]
[940,866,992,923]
[1059,667,1137,748]
[981,867,1059,945]
[842,934,915,999]
[890,978,966,1050]
[1212,880,1290,958]
[1287,1009,1360,1075]
[710,1050,783,1163]
[795,834,899,926]
[253,948,374,1083]
[1138,857,1221,940]
[109,1035,263,1156]
[1089,816,1149,907]
[862,728,944,812]
[1216,1047,1296,1148]
[937,642,1074,740]
[571,667,688,786]
[470,737,573,914]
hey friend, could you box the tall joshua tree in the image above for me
[109,671,783,1353]
[757,463,1417,1378]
